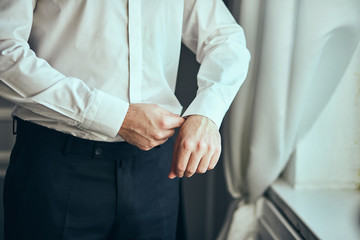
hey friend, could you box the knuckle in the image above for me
[197,141,208,151]
[168,129,175,137]
[177,164,186,173]
[186,169,195,176]
[142,146,151,151]
[213,142,221,152]
[159,118,167,128]
[148,141,157,150]
[182,139,195,151]
[154,132,164,140]
[216,145,222,153]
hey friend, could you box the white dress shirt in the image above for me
[0,0,250,142]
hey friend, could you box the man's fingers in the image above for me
[153,129,175,141]
[196,153,212,174]
[184,153,201,177]
[208,148,221,170]
[169,115,221,178]
[119,103,185,151]
[174,143,192,178]
[168,168,177,179]
[163,115,185,129]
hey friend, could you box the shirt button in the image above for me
[94,148,102,156]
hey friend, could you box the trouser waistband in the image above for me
[13,117,142,160]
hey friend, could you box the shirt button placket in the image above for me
[128,0,143,104]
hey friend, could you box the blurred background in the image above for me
[177,0,360,239]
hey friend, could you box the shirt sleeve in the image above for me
[182,0,251,128]
[0,0,128,138]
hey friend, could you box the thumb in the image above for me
[165,115,185,129]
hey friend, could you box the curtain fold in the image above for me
[219,0,360,239]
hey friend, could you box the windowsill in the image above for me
[267,179,360,240]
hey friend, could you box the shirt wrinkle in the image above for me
[0,0,250,141]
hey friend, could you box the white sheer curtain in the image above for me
[219,0,360,239]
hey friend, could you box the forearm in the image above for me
[182,0,251,127]
[0,0,128,138]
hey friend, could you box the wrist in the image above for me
[185,114,217,127]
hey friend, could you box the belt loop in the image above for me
[63,135,74,156]
[12,117,18,135]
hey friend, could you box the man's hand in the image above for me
[118,104,185,151]
[168,115,221,179]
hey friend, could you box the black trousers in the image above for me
[3,118,180,240]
